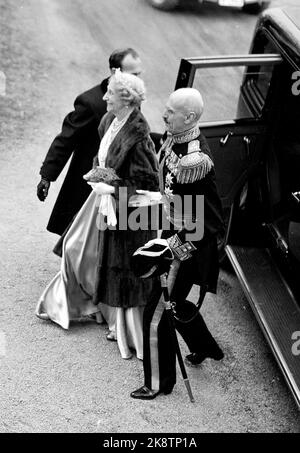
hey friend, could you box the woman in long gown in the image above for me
[36,70,159,360]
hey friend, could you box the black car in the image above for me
[173,6,300,408]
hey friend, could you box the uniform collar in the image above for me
[171,124,200,144]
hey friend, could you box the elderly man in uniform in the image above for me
[36,48,142,236]
[130,87,225,400]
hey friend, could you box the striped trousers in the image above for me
[142,280,176,392]
[142,265,222,392]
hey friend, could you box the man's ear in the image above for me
[184,111,196,125]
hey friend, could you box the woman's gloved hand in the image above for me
[87,181,115,195]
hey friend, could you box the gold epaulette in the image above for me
[176,140,213,184]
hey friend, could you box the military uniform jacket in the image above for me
[159,126,225,293]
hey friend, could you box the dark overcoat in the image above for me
[40,79,109,235]
[93,108,159,308]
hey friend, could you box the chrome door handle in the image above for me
[220,131,233,146]
[243,136,251,157]
[292,191,300,203]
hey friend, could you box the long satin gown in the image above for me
[36,113,144,360]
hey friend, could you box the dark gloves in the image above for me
[37,177,50,201]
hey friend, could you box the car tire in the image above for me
[146,0,181,11]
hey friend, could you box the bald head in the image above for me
[170,88,204,120]
[163,88,204,134]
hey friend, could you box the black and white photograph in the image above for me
[0,0,300,436]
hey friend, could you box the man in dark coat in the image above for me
[130,88,225,400]
[36,48,142,235]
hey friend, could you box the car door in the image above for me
[174,54,283,237]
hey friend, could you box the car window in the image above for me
[255,63,274,101]
[242,39,279,115]
[191,64,274,123]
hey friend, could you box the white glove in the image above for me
[130,189,162,206]
[87,181,115,195]
[139,238,173,258]
[143,238,169,248]
[136,189,162,201]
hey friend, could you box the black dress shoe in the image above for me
[186,349,224,365]
[130,386,160,400]
[162,386,173,395]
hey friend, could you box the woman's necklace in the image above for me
[112,108,134,131]
[111,117,126,132]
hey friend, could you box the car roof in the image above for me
[259,7,300,69]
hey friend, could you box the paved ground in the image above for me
[0,0,300,433]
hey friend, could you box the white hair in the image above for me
[110,69,146,107]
